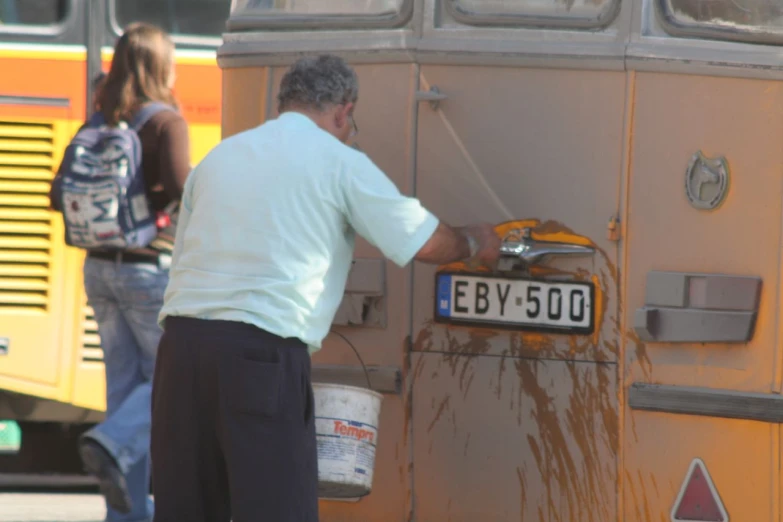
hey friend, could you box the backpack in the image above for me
[53,102,171,250]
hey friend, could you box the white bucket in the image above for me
[314,383,384,498]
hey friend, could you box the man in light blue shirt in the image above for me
[150,54,500,522]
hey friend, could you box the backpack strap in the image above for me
[129,102,173,132]
[87,110,106,128]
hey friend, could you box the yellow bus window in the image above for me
[0,0,68,26]
[659,0,783,41]
[448,0,619,28]
[113,0,231,38]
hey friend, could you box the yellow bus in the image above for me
[0,0,227,472]
[220,0,783,520]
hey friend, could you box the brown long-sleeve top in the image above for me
[137,109,191,212]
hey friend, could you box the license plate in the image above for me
[434,273,594,334]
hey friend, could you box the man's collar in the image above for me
[278,110,319,128]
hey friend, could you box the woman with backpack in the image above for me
[49,22,191,522]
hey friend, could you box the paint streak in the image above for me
[621,458,667,522]
[427,396,451,434]
[403,334,414,448]
[627,330,653,381]
[401,334,415,522]
[413,337,618,521]
[519,357,617,522]
[516,466,528,522]
[624,328,652,444]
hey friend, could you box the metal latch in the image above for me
[415,86,448,110]
[497,227,594,272]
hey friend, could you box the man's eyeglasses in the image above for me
[349,115,358,138]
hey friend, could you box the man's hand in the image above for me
[460,224,502,268]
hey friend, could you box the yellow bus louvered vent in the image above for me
[81,305,103,363]
[0,121,55,312]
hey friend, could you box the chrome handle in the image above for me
[498,227,594,271]
[415,86,448,110]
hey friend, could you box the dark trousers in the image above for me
[150,316,319,522]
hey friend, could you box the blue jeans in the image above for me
[82,256,169,522]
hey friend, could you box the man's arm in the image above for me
[414,223,470,264]
[342,154,500,268]
[415,222,500,267]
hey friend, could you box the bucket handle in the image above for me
[329,329,373,390]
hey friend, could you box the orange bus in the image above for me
[217,0,783,520]
[0,0,227,473]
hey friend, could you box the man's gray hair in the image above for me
[277,54,359,112]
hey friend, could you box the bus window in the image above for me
[446,0,620,28]
[112,0,231,38]
[226,0,411,29]
[0,0,68,26]
[232,0,405,16]
[658,0,783,43]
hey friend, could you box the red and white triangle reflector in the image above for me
[671,458,728,522]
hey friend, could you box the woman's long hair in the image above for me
[97,22,178,126]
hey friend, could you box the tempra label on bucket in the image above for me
[316,417,378,477]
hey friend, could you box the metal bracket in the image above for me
[415,86,448,110]
[497,227,595,273]
[332,259,386,328]
[633,271,761,343]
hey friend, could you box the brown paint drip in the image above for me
[516,466,528,522]
[403,334,414,446]
[623,330,652,441]
[415,318,599,362]
[621,458,665,521]
[413,347,428,380]
[401,334,415,522]
[413,344,618,521]
[516,357,617,522]
[406,487,413,522]
[413,326,434,354]
[462,370,476,400]
[626,330,652,381]
[496,351,508,399]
